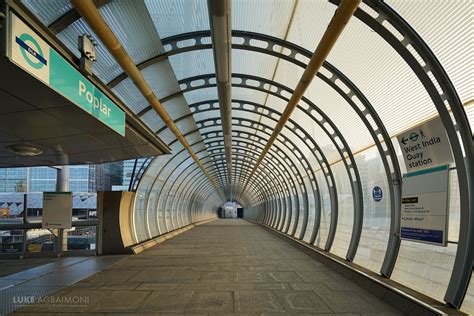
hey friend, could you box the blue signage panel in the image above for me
[400,228,443,244]
[372,186,383,202]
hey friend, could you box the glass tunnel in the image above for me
[0,0,473,314]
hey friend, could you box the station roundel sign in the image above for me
[372,186,383,202]
[18,33,46,70]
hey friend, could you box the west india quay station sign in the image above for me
[7,13,125,136]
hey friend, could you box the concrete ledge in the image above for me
[129,218,217,254]
[251,220,467,316]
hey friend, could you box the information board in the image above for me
[397,117,453,172]
[42,192,72,229]
[400,165,449,246]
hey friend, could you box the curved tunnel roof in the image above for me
[21,0,473,312]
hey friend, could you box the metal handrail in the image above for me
[0,220,98,231]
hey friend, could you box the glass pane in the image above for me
[66,226,96,250]
[329,160,354,259]
[0,193,25,223]
[232,50,278,80]
[391,242,457,302]
[26,229,58,253]
[233,0,295,38]
[100,0,165,64]
[169,49,215,81]
[386,0,473,104]
[466,103,474,132]
[145,0,210,39]
[21,0,72,26]
[315,170,331,248]
[0,229,23,254]
[353,146,391,272]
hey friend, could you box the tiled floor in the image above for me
[15,219,404,315]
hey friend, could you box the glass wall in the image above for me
[353,146,391,273]
[0,162,125,256]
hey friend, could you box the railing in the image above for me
[0,220,98,259]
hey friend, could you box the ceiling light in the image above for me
[8,144,43,156]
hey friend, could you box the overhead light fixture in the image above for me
[7,144,43,156]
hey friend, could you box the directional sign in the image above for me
[8,13,125,136]
[397,117,453,172]
[400,165,450,246]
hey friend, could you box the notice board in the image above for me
[42,192,72,229]
[400,165,449,246]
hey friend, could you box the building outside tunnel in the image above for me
[0,0,472,314]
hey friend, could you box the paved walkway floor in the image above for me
[0,258,59,277]
[16,219,404,315]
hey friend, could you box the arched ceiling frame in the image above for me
[135,107,314,237]
[130,40,371,261]
[122,29,400,260]
[202,129,305,197]
[192,98,353,242]
[207,151,291,221]
[114,28,409,263]
[169,97,336,242]
[164,146,279,218]
[174,167,252,225]
[173,170,253,225]
[137,142,222,236]
[205,140,297,219]
[150,128,227,192]
[181,150,265,205]
[191,100,326,230]
[154,105,314,202]
[198,136,296,207]
[189,163,266,210]
[202,157,287,230]
[196,116,321,241]
[82,0,474,307]
[196,111,324,237]
[156,115,318,241]
[206,145,296,232]
[163,136,272,207]
[165,127,308,235]
[206,145,289,215]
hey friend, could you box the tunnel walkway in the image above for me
[17,219,403,314]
